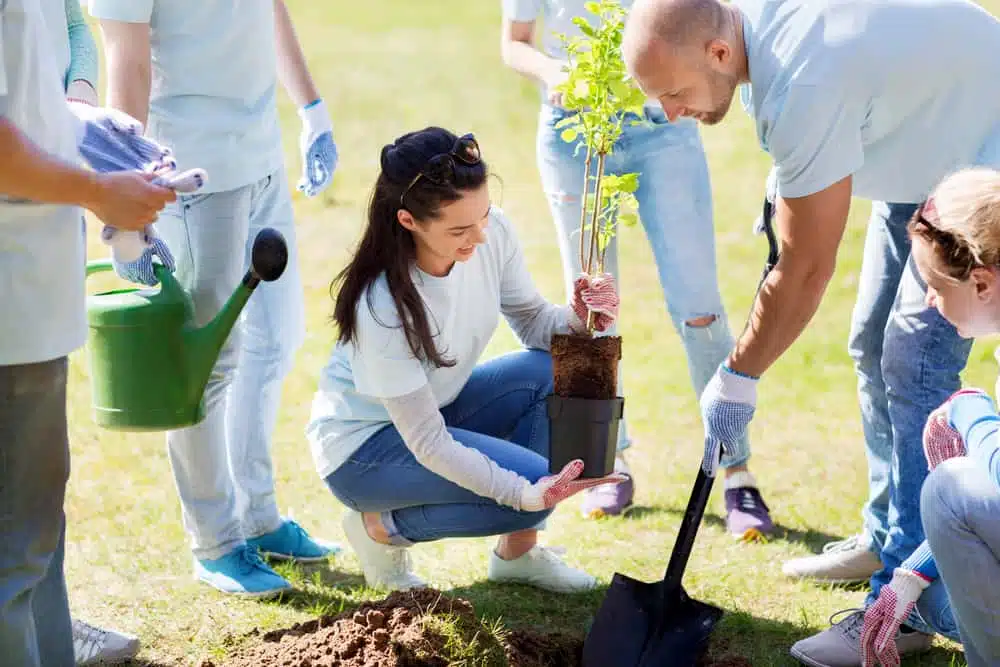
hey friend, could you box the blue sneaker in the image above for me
[194,544,292,598]
[247,519,341,563]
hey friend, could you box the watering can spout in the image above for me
[184,227,289,406]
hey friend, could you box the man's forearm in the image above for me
[728,256,834,378]
[274,0,320,106]
[0,118,100,209]
[99,22,151,125]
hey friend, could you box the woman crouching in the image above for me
[307,126,625,592]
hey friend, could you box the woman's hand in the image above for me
[571,272,619,332]
[520,459,627,512]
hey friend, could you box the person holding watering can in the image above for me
[39,0,144,662]
[88,0,340,597]
[620,0,1000,662]
[498,0,775,539]
[307,127,626,592]
[0,1,175,663]
[856,167,1000,667]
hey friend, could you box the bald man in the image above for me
[623,0,1000,664]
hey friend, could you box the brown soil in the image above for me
[551,333,621,400]
[203,588,585,667]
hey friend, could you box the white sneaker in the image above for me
[487,545,597,593]
[342,510,427,591]
[782,534,882,584]
[73,619,140,666]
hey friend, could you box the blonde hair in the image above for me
[910,167,1000,280]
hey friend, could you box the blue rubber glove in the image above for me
[699,364,759,476]
[296,99,338,197]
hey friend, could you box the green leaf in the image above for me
[584,1,601,14]
[571,17,597,37]
[618,212,638,228]
[618,172,639,193]
[560,128,579,143]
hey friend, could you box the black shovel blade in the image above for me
[581,574,722,667]
[638,585,723,667]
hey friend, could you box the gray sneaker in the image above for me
[790,609,932,666]
[73,619,140,665]
[782,535,882,584]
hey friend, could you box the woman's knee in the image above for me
[518,349,554,397]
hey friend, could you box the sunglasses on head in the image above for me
[914,196,979,279]
[399,133,481,206]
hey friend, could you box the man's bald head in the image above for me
[624,0,727,58]
[623,0,745,125]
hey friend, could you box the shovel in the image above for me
[581,191,781,667]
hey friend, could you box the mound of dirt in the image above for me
[204,588,583,667]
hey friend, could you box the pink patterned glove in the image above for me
[861,569,931,667]
[922,389,987,470]
[571,272,619,332]
[520,459,627,512]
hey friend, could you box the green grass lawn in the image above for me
[69,1,1000,664]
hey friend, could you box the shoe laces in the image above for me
[822,534,862,554]
[72,619,108,662]
[828,608,866,640]
[736,487,769,513]
[237,545,273,576]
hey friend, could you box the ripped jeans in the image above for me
[535,103,750,467]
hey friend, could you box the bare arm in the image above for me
[727,176,853,378]
[97,19,151,125]
[0,118,101,207]
[273,0,320,107]
[500,18,564,90]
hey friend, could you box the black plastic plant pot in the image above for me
[547,394,625,479]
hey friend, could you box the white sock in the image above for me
[724,470,757,490]
[614,454,631,476]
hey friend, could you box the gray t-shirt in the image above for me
[307,207,579,505]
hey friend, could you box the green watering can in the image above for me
[84,228,288,431]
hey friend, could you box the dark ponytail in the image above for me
[332,127,488,368]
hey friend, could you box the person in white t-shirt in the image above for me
[307,127,626,592]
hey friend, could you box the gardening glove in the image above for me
[519,459,628,512]
[297,98,338,197]
[570,272,619,332]
[102,168,207,286]
[922,389,987,469]
[861,568,931,667]
[68,99,144,138]
[699,364,758,477]
[752,165,778,235]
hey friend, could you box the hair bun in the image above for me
[379,144,396,171]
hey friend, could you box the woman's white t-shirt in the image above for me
[307,207,576,485]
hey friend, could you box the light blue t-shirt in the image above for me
[0,0,88,365]
[736,0,1000,202]
[503,0,635,62]
[306,207,573,479]
[503,0,666,112]
[87,0,284,193]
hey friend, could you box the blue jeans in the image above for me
[156,170,306,560]
[0,358,74,666]
[324,350,554,544]
[848,202,974,604]
[536,104,749,467]
[919,457,1000,665]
